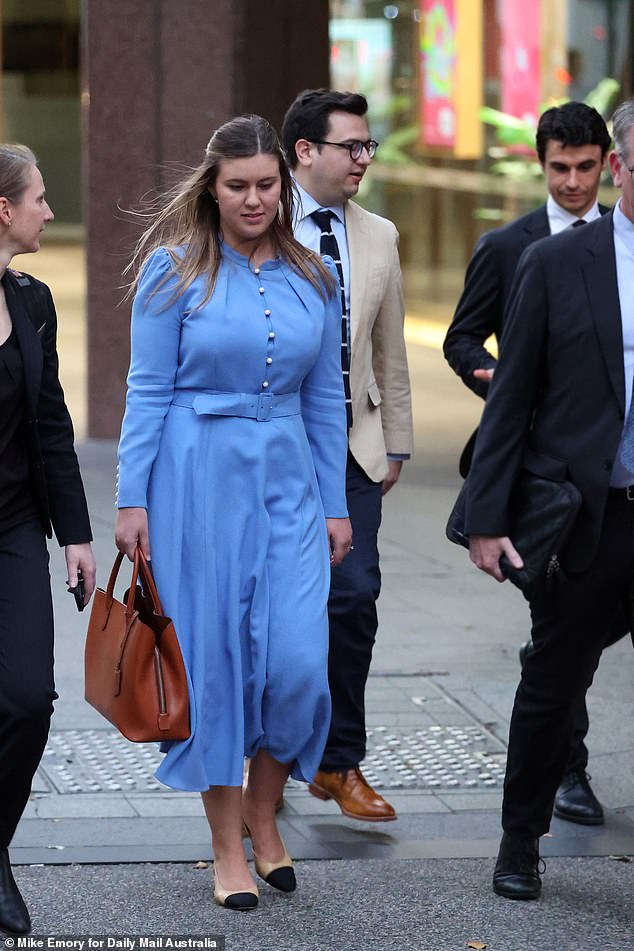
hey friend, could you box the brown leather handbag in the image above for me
[84,547,190,742]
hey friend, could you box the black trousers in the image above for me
[320,454,383,771]
[0,519,56,849]
[566,606,628,772]
[503,492,634,838]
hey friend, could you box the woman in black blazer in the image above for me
[0,144,95,936]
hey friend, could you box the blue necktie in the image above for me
[620,380,634,473]
[310,209,353,428]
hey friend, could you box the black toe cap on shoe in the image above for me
[266,866,297,893]
[223,892,259,911]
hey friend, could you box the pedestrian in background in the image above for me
[465,99,634,900]
[444,102,626,826]
[0,144,95,935]
[282,89,413,822]
[115,115,351,911]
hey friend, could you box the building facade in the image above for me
[1,0,632,435]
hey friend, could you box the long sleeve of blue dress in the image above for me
[117,249,182,508]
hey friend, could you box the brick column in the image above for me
[83,0,328,438]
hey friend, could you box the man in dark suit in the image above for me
[444,102,616,826]
[464,98,634,900]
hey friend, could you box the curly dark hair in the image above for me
[536,101,611,164]
[281,88,368,169]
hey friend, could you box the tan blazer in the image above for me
[345,200,413,483]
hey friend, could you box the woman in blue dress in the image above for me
[115,115,351,910]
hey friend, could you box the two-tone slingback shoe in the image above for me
[213,864,259,911]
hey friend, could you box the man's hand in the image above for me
[326,517,353,567]
[65,542,96,604]
[115,507,150,561]
[469,535,523,583]
[473,367,495,383]
[382,459,403,495]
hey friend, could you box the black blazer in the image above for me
[443,203,612,400]
[465,211,624,573]
[3,268,91,546]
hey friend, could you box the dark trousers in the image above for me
[0,520,56,848]
[566,608,628,772]
[320,453,383,771]
[503,493,634,838]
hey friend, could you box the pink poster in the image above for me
[420,0,456,148]
[500,0,541,121]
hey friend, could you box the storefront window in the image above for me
[330,0,632,319]
[1,0,81,226]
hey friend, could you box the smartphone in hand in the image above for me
[67,575,86,612]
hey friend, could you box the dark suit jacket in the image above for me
[443,203,611,400]
[3,268,92,546]
[444,205,551,399]
[464,211,624,573]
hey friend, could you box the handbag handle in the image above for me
[105,547,165,618]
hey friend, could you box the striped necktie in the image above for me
[310,209,353,428]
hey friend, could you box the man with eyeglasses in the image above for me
[281,89,413,821]
[444,102,625,833]
[463,99,634,900]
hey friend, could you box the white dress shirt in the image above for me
[546,195,601,235]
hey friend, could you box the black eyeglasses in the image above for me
[310,139,379,161]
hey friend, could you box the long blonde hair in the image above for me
[127,115,335,305]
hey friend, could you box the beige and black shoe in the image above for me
[213,864,259,911]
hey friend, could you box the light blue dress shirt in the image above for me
[292,179,410,464]
[293,180,351,345]
[610,200,634,486]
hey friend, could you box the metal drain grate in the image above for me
[361,725,506,789]
[40,725,505,794]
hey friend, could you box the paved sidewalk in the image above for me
[9,341,634,948]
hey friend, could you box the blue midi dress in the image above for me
[117,243,348,790]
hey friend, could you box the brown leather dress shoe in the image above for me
[309,768,397,821]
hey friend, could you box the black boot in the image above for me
[0,849,31,935]
[554,768,604,825]
[493,832,542,900]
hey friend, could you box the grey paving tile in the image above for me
[128,796,206,818]
[436,791,504,812]
[31,770,51,793]
[283,795,343,817]
[12,816,212,848]
[382,793,450,815]
[366,712,439,726]
[32,794,138,818]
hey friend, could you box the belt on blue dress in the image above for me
[172,389,301,422]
